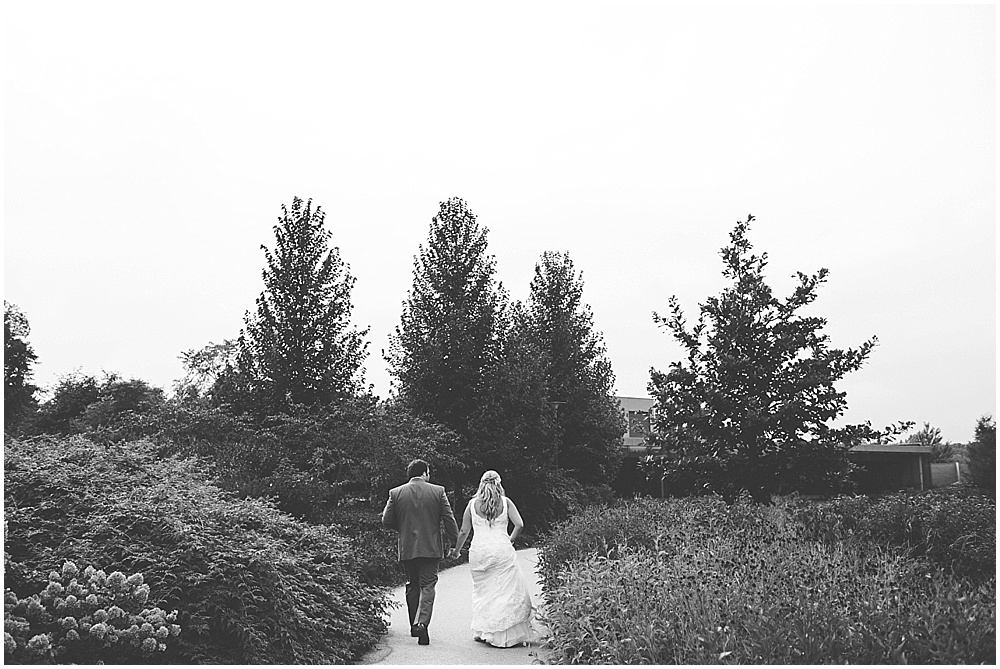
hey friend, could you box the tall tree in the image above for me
[647,215,900,500]
[467,302,562,530]
[386,197,506,439]
[4,301,38,428]
[523,252,625,487]
[966,414,995,494]
[236,197,369,416]
[903,422,954,462]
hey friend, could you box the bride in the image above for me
[449,470,534,647]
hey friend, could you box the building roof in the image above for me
[849,442,933,454]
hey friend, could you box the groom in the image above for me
[382,459,459,646]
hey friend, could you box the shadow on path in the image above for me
[358,548,550,665]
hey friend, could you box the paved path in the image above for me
[359,548,551,665]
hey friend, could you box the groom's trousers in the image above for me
[401,557,439,627]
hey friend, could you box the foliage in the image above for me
[522,251,625,487]
[4,301,39,429]
[30,371,101,434]
[4,435,391,664]
[539,494,995,664]
[647,215,906,501]
[788,487,995,581]
[4,560,180,664]
[463,302,562,533]
[903,422,955,462]
[29,372,165,441]
[355,399,466,503]
[172,339,237,402]
[232,196,369,416]
[966,414,995,494]
[385,196,506,461]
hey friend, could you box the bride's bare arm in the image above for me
[506,498,524,544]
[450,505,473,559]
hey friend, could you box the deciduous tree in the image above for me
[236,197,368,416]
[386,197,506,440]
[522,252,624,487]
[903,422,954,462]
[646,215,900,500]
[967,414,995,494]
[4,301,38,428]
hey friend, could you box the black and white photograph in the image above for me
[4,2,995,665]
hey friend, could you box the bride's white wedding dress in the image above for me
[467,496,534,647]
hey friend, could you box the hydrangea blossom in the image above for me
[43,581,64,598]
[27,634,51,654]
[88,622,109,640]
[107,572,127,590]
[133,584,150,604]
[141,637,157,653]
[59,616,79,630]
[61,561,79,579]
[65,629,80,642]
[125,573,143,588]
[85,594,99,606]
[92,609,109,623]
[107,605,126,620]
[4,632,16,654]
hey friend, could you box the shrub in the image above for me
[539,494,996,664]
[4,561,180,664]
[4,435,391,664]
[789,487,996,581]
[967,415,996,494]
[538,496,731,590]
[542,542,994,664]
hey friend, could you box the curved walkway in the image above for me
[359,548,550,665]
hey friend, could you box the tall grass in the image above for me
[539,492,995,664]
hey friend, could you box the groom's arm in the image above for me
[381,490,398,530]
[440,488,459,544]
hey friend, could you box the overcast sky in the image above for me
[5,3,995,442]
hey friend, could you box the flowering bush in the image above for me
[4,435,391,664]
[4,561,179,664]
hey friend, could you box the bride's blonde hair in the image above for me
[476,470,505,524]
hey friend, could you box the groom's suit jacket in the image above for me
[382,477,459,562]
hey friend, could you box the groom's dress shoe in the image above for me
[413,623,429,645]
[410,624,420,638]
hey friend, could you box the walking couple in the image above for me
[381,459,535,648]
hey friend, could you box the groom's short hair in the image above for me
[407,459,430,479]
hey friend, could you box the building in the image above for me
[613,397,948,495]
[618,396,654,450]
[847,442,934,492]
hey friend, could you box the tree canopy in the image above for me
[523,251,624,486]
[646,215,897,500]
[386,197,506,440]
[4,301,38,429]
[234,197,369,416]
